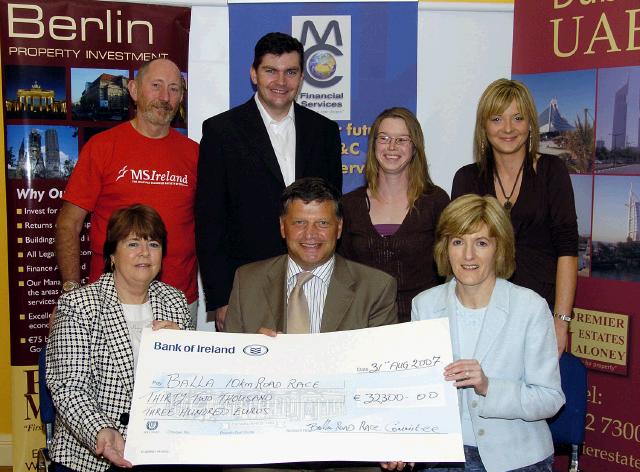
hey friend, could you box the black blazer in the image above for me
[195,98,342,311]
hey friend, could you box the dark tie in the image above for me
[286,271,314,333]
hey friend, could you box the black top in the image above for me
[339,185,450,321]
[196,98,342,310]
[451,155,578,306]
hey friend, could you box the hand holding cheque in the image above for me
[125,320,464,465]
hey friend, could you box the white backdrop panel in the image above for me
[188,5,229,143]
[417,2,513,194]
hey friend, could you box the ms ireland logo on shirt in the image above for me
[114,165,188,187]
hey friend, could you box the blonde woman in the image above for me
[452,79,578,355]
[412,195,564,472]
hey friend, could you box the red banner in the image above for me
[3,0,190,70]
[513,1,640,471]
[1,1,190,469]
[513,0,639,74]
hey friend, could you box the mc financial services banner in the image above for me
[228,1,418,193]
[0,1,190,469]
[513,1,640,470]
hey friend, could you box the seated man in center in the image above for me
[224,177,397,471]
[224,177,398,337]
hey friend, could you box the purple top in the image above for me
[339,186,450,322]
[374,224,401,237]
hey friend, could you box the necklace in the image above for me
[494,160,524,211]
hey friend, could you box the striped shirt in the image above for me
[286,256,335,333]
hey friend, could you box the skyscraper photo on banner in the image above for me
[229,1,418,193]
[513,1,639,470]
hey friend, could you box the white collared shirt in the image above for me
[255,93,296,186]
[286,256,335,333]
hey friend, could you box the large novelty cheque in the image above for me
[125,320,464,465]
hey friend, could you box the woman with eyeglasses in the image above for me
[339,107,449,321]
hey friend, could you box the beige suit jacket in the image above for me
[224,254,398,333]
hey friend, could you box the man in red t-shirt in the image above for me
[55,58,199,326]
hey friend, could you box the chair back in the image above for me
[548,352,588,444]
[38,346,56,426]
[37,345,56,471]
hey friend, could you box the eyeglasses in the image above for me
[376,135,412,147]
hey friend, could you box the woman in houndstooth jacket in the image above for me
[46,204,193,472]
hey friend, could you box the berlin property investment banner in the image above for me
[0,1,190,469]
[228,1,418,194]
[513,1,639,470]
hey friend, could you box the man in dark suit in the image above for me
[196,33,342,330]
[224,177,397,335]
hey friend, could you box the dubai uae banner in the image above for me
[513,1,639,470]
[0,0,190,469]
[228,1,418,193]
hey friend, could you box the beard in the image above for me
[137,99,178,126]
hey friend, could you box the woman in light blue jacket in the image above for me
[411,194,564,472]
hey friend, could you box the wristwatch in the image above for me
[554,312,573,322]
[62,281,80,292]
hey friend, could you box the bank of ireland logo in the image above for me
[243,344,269,356]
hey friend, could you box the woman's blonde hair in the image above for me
[434,194,515,279]
[365,107,435,208]
[473,78,540,179]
